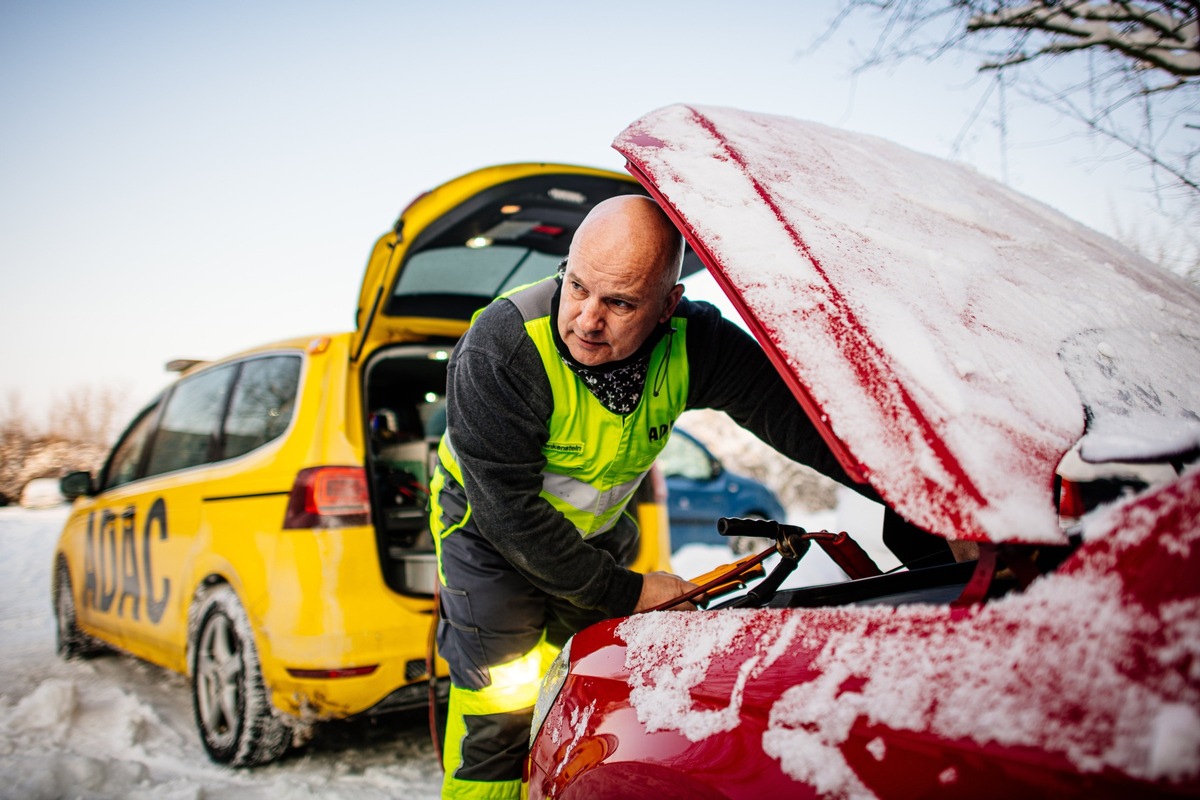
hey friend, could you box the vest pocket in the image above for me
[542,441,587,472]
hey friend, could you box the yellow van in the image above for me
[52,163,675,766]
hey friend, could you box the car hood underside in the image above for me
[614,104,1200,545]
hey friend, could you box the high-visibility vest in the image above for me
[437,278,689,538]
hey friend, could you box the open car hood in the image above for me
[615,104,1200,544]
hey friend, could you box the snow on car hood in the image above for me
[616,466,1200,793]
[614,104,1200,544]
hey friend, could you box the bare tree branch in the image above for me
[969,2,1200,76]
[817,0,1200,207]
[0,384,132,501]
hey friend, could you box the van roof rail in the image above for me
[165,359,207,373]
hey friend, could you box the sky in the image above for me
[1,0,1187,428]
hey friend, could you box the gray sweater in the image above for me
[442,289,851,617]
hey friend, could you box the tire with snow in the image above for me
[190,584,292,767]
[53,561,106,659]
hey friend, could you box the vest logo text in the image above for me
[647,423,674,442]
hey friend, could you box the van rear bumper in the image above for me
[355,676,450,716]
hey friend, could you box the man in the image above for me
[430,195,857,799]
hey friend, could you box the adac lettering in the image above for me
[647,422,673,442]
[83,497,171,624]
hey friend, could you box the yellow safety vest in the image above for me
[438,278,689,538]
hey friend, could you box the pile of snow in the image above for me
[0,507,443,800]
[18,478,65,509]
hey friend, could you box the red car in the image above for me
[525,105,1200,799]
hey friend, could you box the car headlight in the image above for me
[530,638,572,747]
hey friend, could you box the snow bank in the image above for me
[0,508,443,799]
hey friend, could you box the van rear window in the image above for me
[387,246,561,320]
[382,173,652,322]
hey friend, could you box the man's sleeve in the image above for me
[682,299,860,489]
[444,302,644,615]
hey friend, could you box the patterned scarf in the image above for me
[549,279,669,415]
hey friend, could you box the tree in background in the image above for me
[0,385,128,503]
[0,392,36,503]
[47,384,131,450]
[817,1,1199,277]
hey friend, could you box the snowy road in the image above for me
[0,501,865,799]
[0,507,444,800]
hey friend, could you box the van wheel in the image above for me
[53,562,105,659]
[190,585,291,766]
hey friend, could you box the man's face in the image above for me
[557,254,681,367]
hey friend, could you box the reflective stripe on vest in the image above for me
[439,278,689,539]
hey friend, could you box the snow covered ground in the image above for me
[0,493,887,799]
[0,505,443,800]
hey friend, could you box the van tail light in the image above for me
[286,665,378,679]
[283,466,371,528]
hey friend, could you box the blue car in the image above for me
[658,428,787,550]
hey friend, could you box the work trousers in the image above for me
[432,467,638,800]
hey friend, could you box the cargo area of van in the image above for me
[362,346,451,598]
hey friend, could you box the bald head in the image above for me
[557,195,686,366]
[570,196,684,296]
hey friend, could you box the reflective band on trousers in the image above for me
[440,637,560,800]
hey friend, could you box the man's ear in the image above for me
[659,284,684,323]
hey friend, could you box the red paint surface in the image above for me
[615,105,989,539]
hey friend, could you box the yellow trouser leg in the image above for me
[441,638,560,800]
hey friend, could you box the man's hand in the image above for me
[634,571,701,612]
